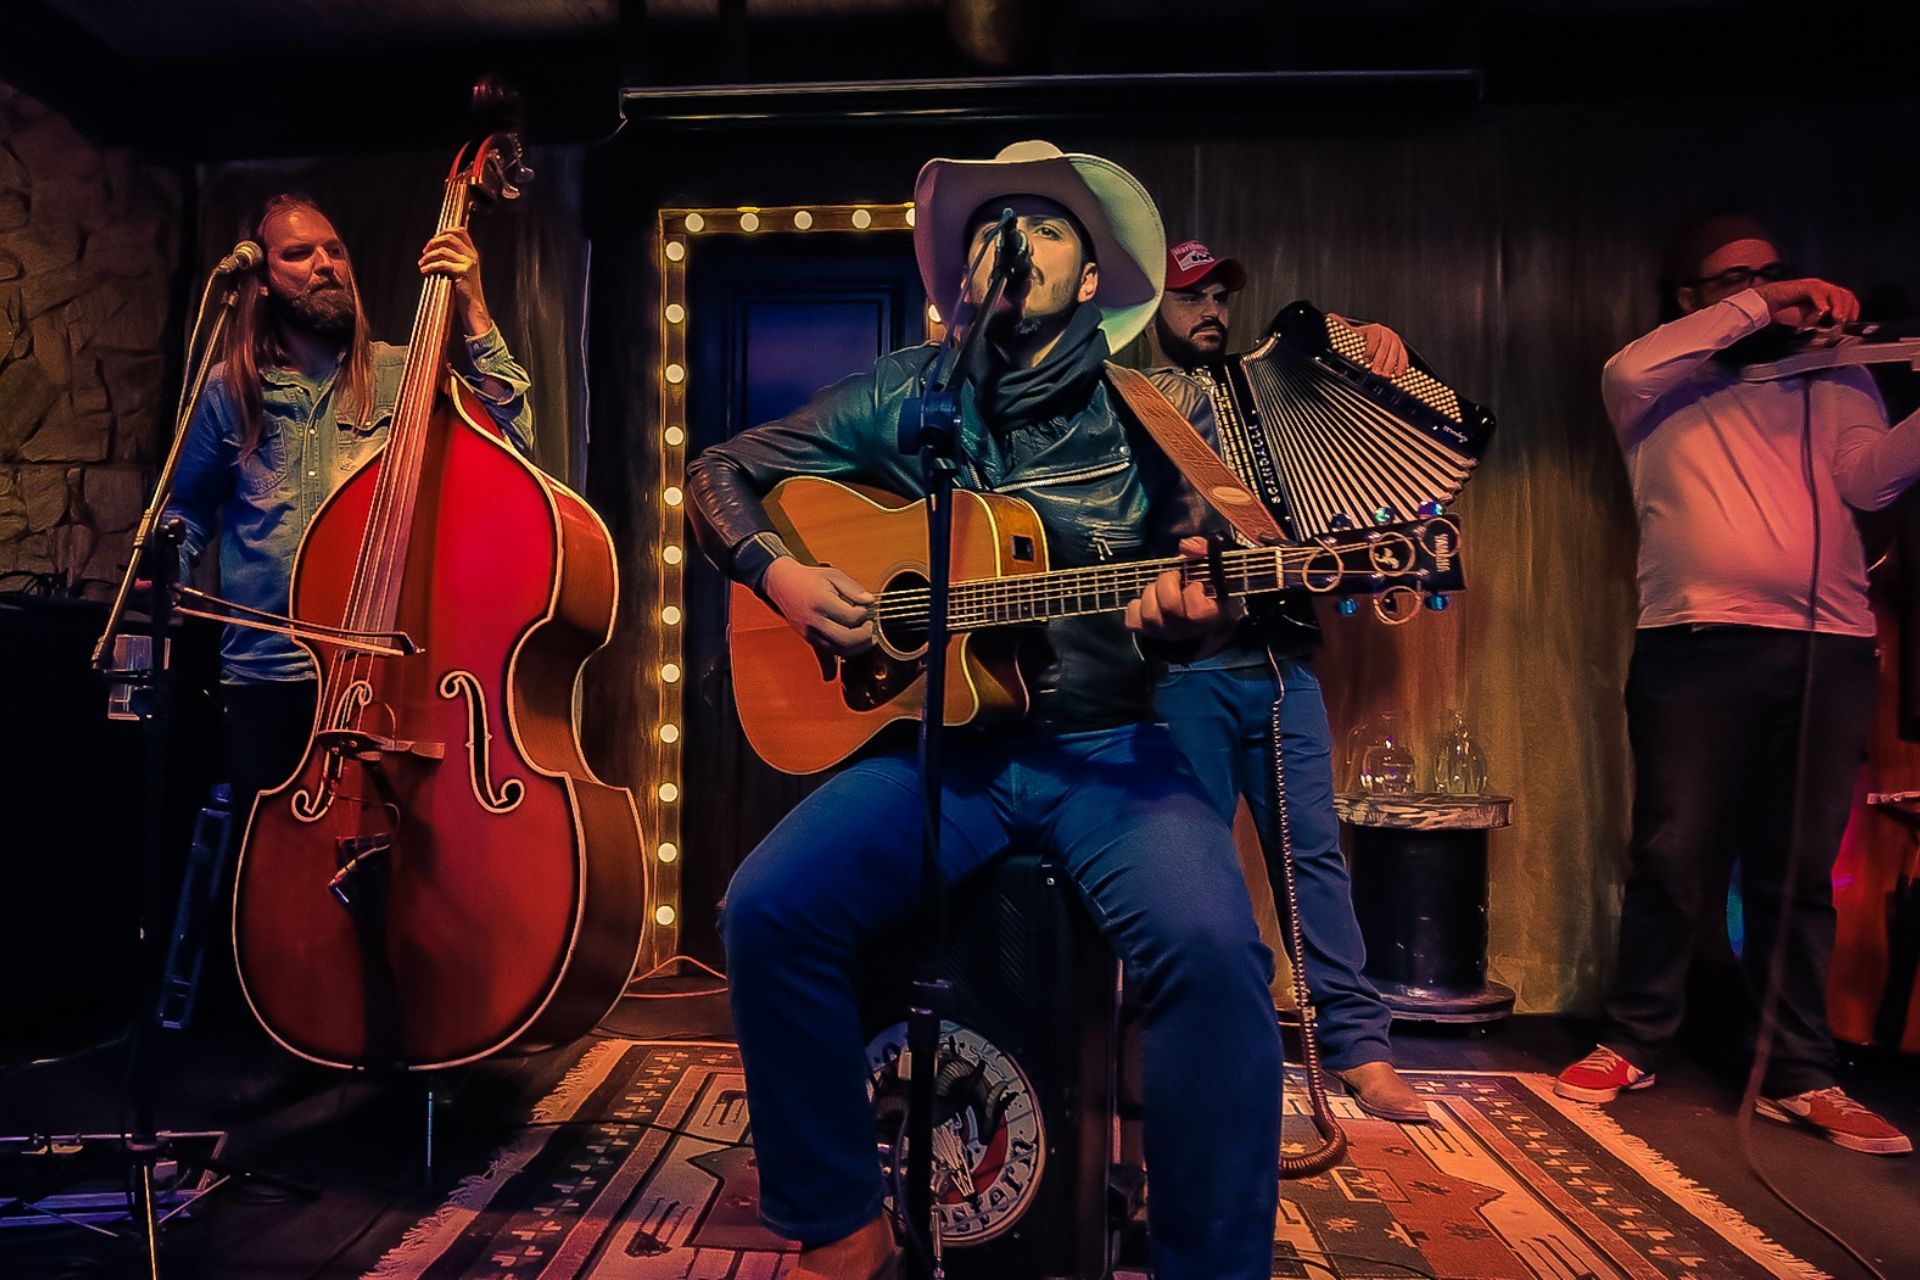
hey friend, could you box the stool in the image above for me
[1336,792,1515,1024]
[856,849,1123,1279]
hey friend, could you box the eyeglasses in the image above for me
[1689,262,1797,291]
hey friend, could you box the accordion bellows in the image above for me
[1198,301,1496,543]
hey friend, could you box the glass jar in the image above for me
[1432,708,1489,796]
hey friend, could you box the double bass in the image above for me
[232,105,648,1070]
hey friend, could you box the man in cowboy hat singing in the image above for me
[687,141,1282,1279]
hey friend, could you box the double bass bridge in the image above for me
[438,670,525,814]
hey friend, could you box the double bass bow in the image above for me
[232,89,648,1070]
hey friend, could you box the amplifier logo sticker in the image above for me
[866,1020,1046,1246]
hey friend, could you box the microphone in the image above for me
[994,208,1030,281]
[214,240,263,275]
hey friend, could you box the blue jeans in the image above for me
[722,722,1281,1280]
[1155,655,1395,1071]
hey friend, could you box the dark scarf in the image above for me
[964,303,1109,434]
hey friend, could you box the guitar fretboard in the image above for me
[867,540,1396,632]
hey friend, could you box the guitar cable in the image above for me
[1724,380,1890,1280]
[1264,645,1350,1179]
[620,953,727,999]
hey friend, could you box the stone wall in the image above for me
[0,80,178,595]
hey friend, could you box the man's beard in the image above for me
[271,284,356,338]
[986,272,1069,341]
[989,300,1067,343]
[1156,316,1226,369]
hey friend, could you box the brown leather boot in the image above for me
[1337,1061,1434,1124]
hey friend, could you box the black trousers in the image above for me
[222,678,319,814]
[178,679,318,1029]
[1601,625,1876,1096]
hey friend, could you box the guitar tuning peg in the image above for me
[1335,598,1360,617]
[1425,593,1451,611]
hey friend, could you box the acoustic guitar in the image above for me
[730,475,1463,774]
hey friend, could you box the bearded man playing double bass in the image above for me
[165,193,534,823]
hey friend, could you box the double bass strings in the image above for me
[324,163,470,734]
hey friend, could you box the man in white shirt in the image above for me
[1556,215,1912,1156]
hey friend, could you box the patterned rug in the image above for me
[364,1039,1827,1280]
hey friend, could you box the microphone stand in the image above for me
[92,267,238,672]
[890,211,1027,1280]
[50,265,314,1276]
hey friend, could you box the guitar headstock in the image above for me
[1298,512,1465,625]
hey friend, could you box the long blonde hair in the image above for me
[223,193,374,458]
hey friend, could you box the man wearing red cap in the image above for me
[1147,240,1432,1124]
[1556,214,1913,1157]
[1153,239,1250,366]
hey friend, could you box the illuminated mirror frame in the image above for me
[647,201,919,964]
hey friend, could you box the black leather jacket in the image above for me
[687,341,1222,732]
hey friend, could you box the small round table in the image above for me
[1335,792,1515,1024]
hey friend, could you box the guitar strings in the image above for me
[862,534,1443,629]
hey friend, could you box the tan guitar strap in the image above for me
[1104,363,1287,546]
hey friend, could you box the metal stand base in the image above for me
[0,1129,315,1238]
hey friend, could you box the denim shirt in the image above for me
[165,327,534,684]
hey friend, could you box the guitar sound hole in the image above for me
[875,571,930,656]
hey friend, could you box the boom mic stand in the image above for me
[889,210,1028,1280]
[38,260,314,1277]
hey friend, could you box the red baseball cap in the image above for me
[1165,239,1247,292]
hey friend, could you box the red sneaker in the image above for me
[1755,1087,1914,1156]
[1554,1045,1655,1103]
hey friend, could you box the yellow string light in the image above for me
[647,202,915,969]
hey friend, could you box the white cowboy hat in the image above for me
[912,139,1166,353]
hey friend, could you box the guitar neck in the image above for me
[868,521,1455,633]
[946,546,1292,629]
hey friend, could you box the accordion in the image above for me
[1195,301,1496,544]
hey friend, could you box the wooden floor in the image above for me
[1,983,1914,1279]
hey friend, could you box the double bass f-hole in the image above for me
[293,681,375,822]
[438,670,525,814]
